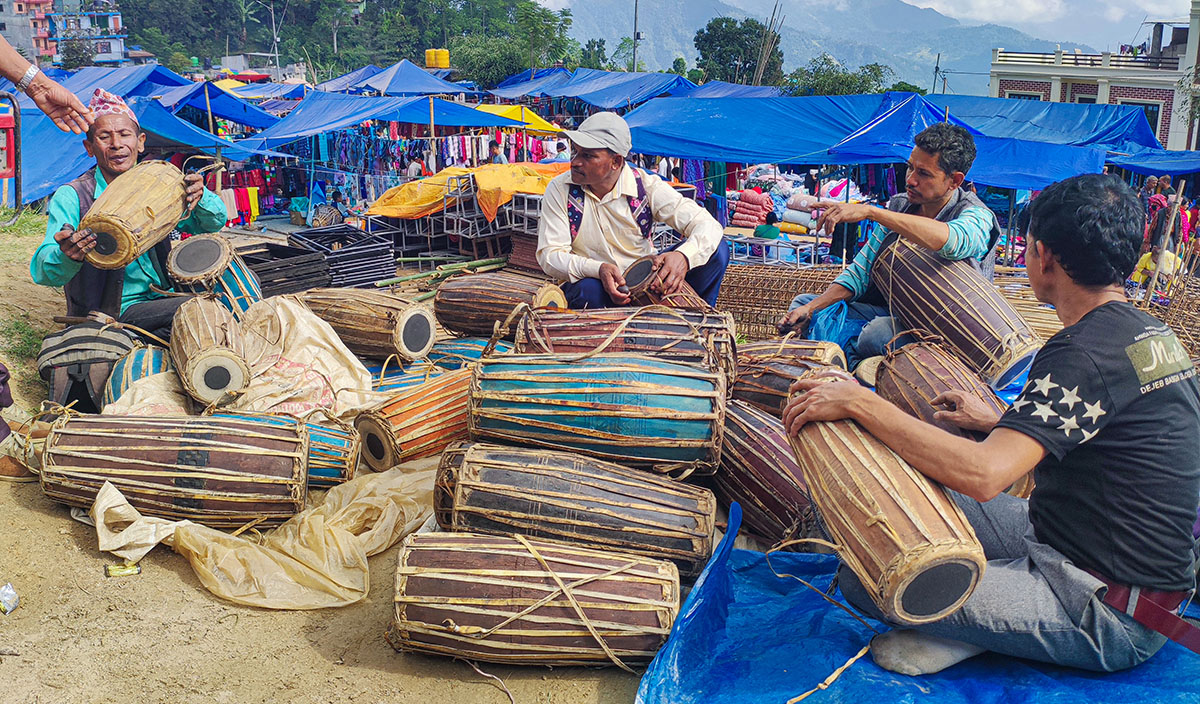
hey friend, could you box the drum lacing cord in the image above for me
[455,659,515,704]
[448,533,640,674]
[19,401,84,475]
[481,302,533,357]
[765,538,880,703]
[507,304,709,364]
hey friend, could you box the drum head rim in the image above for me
[395,308,436,361]
[889,555,982,625]
[169,235,232,282]
[623,257,657,295]
[184,352,249,403]
[355,412,397,472]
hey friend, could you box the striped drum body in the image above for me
[469,354,726,477]
[427,338,513,370]
[167,233,263,321]
[212,412,360,487]
[104,346,173,407]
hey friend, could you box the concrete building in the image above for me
[989,1,1200,150]
[0,0,37,62]
[29,0,55,62]
[46,0,128,67]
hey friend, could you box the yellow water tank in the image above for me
[425,49,437,68]
[436,48,450,69]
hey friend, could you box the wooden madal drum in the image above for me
[871,239,1041,388]
[622,255,712,311]
[167,233,263,321]
[738,338,847,369]
[104,345,173,407]
[718,400,816,545]
[434,271,566,339]
[82,160,187,270]
[212,412,360,488]
[427,338,513,370]
[786,375,985,625]
[514,306,737,385]
[170,296,250,405]
[875,338,1009,440]
[388,532,679,667]
[355,368,471,471]
[300,288,436,363]
[731,356,824,417]
[436,443,716,577]
[469,353,726,477]
[41,414,307,527]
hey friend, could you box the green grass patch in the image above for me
[0,312,48,361]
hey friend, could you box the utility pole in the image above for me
[631,0,639,72]
[931,52,940,94]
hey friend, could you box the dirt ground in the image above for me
[0,213,640,704]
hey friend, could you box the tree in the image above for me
[230,0,260,50]
[889,80,927,95]
[515,1,572,71]
[450,34,526,88]
[670,57,686,75]
[167,51,192,75]
[608,36,644,72]
[580,38,607,70]
[693,17,783,85]
[686,67,704,84]
[59,33,95,70]
[784,54,894,96]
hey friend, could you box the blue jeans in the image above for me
[837,491,1167,672]
[562,239,730,309]
[788,293,906,360]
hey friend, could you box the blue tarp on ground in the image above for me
[355,59,483,97]
[1109,147,1200,176]
[488,69,575,100]
[20,97,283,204]
[496,67,571,88]
[316,65,382,93]
[637,504,1200,704]
[150,81,279,129]
[236,91,522,150]
[232,82,308,100]
[679,81,785,98]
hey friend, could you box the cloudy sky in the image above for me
[903,0,1193,51]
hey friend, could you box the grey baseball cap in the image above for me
[564,112,632,157]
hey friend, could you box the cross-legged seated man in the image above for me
[536,112,729,309]
[783,174,1200,674]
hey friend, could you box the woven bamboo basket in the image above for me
[715,264,843,340]
[81,160,188,270]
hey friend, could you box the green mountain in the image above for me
[567,0,1094,94]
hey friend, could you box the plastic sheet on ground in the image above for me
[102,371,195,416]
[90,459,437,609]
[367,163,569,222]
[637,504,1200,704]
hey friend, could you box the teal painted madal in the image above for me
[469,354,726,477]
[427,338,513,370]
[210,412,360,487]
[104,345,174,407]
[210,253,264,321]
[362,360,446,393]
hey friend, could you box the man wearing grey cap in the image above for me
[536,112,728,308]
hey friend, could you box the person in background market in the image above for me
[754,211,782,240]
[0,35,91,133]
[331,190,350,218]
[405,155,425,180]
[1130,243,1183,293]
[538,141,570,164]
[783,173,1200,676]
[777,123,1001,360]
[489,140,508,165]
[1139,176,1158,219]
[1158,174,1176,197]
[536,111,729,309]
[29,89,228,340]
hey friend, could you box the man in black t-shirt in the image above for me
[783,173,1200,675]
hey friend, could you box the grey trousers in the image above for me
[838,491,1169,672]
[119,296,189,342]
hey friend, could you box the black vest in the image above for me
[61,170,172,318]
[858,188,1001,308]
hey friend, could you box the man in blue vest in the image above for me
[778,123,1000,360]
[29,89,227,339]
[536,112,728,308]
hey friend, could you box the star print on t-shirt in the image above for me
[1006,369,1108,443]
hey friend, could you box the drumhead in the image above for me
[400,311,434,359]
[185,352,249,403]
[172,236,229,278]
[623,256,656,292]
[898,560,978,622]
[93,231,119,256]
[355,412,397,472]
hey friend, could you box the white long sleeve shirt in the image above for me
[536,165,723,283]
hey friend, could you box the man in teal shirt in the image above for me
[30,89,227,339]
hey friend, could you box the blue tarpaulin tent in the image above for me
[1108,147,1200,176]
[496,67,571,88]
[316,65,382,93]
[637,505,1200,704]
[625,93,1132,188]
[488,69,575,100]
[232,82,309,100]
[150,81,279,129]
[19,97,283,204]
[355,60,483,97]
[237,91,522,150]
[679,81,785,98]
